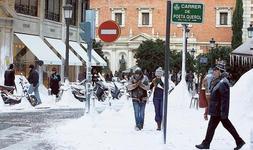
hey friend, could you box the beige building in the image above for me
[0,0,107,85]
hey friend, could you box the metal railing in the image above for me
[15,4,37,16]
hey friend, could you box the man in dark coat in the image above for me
[4,64,16,93]
[49,67,61,98]
[195,62,245,150]
[27,64,41,105]
[127,67,149,131]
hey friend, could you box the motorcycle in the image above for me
[0,75,38,106]
[71,84,86,102]
[94,80,108,102]
[0,85,21,105]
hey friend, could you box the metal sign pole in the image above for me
[86,40,93,113]
[163,0,171,144]
[181,24,187,81]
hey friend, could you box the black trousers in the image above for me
[203,116,242,145]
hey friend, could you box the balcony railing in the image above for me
[45,11,60,22]
[15,4,37,17]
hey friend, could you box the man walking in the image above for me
[195,62,245,150]
[27,64,42,105]
[127,67,149,130]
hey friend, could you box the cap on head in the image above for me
[134,67,142,74]
[29,64,34,69]
[214,61,226,71]
[155,67,163,77]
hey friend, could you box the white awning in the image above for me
[15,33,62,65]
[69,41,99,66]
[81,43,107,66]
[45,38,82,66]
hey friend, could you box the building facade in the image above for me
[0,0,91,83]
[90,0,239,73]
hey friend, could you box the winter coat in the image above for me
[49,73,61,95]
[4,69,15,86]
[28,69,39,87]
[127,74,149,102]
[208,73,230,119]
[150,77,164,98]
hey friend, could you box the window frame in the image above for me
[137,8,153,27]
[215,7,232,27]
[15,0,38,17]
[45,0,61,22]
[111,8,126,27]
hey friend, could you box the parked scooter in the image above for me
[0,75,38,106]
[19,77,38,106]
[0,85,21,105]
[94,80,109,102]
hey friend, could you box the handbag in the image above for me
[199,89,208,108]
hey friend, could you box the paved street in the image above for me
[0,108,84,149]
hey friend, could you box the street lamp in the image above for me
[247,24,253,38]
[190,48,196,57]
[209,38,216,66]
[63,4,73,80]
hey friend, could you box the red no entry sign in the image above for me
[98,20,121,43]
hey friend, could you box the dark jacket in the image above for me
[50,73,61,95]
[150,77,164,98]
[208,73,230,118]
[28,68,39,86]
[127,74,149,102]
[4,69,15,86]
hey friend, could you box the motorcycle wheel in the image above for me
[29,95,38,107]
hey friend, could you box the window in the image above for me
[111,8,126,27]
[220,12,228,25]
[215,7,232,27]
[68,0,78,26]
[115,13,122,25]
[15,0,38,16]
[142,13,149,25]
[138,8,153,27]
[81,0,89,22]
[45,0,60,22]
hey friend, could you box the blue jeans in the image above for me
[153,97,163,124]
[28,84,41,103]
[132,100,146,129]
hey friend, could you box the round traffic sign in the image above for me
[98,20,121,43]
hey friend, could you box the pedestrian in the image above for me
[27,64,42,105]
[127,67,149,131]
[186,70,194,91]
[4,64,16,93]
[49,67,61,98]
[195,62,245,150]
[150,67,164,130]
[202,68,214,120]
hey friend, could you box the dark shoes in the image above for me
[195,143,210,149]
[234,140,245,150]
[157,122,161,131]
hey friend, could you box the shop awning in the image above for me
[15,33,62,65]
[81,43,107,66]
[69,41,100,66]
[45,38,82,66]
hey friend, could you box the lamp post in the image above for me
[247,24,253,38]
[190,48,196,57]
[209,38,216,66]
[63,4,73,80]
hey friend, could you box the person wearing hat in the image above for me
[49,67,61,99]
[127,67,149,131]
[196,62,245,150]
[27,64,41,105]
[150,67,164,130]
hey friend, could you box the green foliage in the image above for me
[232,0,243,49]
[134,39,195,73]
